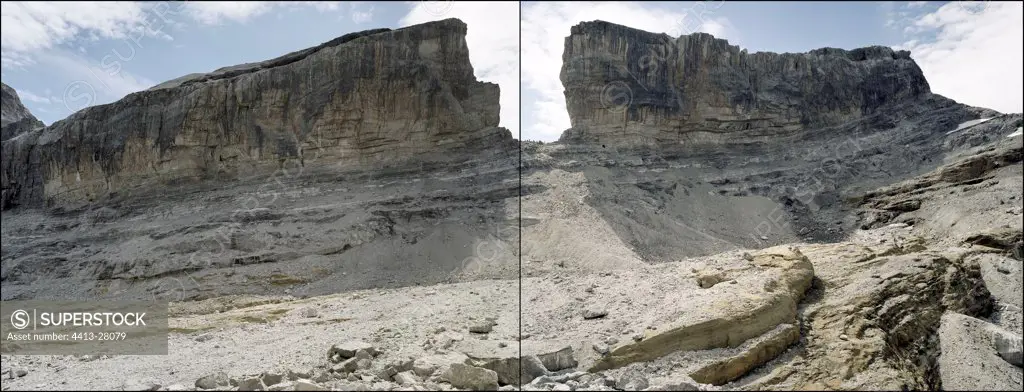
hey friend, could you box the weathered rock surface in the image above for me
[441,363,499,391]
[1,18,514,210]
[327,341,376,363]
[582,245,811,372]
[561,21,935,147]
[688,323,799,385]
[3,15,1022,392]
[523,39,1022,387]
[0,19,519,302]
[0,83,45,142]
[938,312,1023,390]
[524,19,1021,266]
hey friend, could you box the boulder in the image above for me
[237,377,267,391]
[442,363,499,391]
[412,352,471,378]
[328,341,377,363]
[195,372,231,389]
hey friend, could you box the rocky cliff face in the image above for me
[514,20,1022,391]
[560,21,931,147]
[529,20,1018,263]
[1,18,514,210]
[0,82,45,142]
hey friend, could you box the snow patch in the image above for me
[946,117,992,135]
[1008,127,1022,138]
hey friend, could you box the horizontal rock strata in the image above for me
[1,18,514,210]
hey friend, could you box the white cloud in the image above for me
[349,2,374,24]
[14,88,54,104]
[36,49,156,116]
[521,1,734,142]
[183,1,275,25]
[351,10,374,24]
[400,1,520,139]
[900,2,1023,114]
[1,1,185,68]
[183,1,348,25]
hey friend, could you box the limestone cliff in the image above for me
[529,20,1019,263]
[1,82,45,142]
[1,18,514,210]
[559,21,934,146]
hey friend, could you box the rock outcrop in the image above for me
[559,21,931,147]
[524,20,1020,264]
[0,19,519,301]
[0,82,45,142]
[516,19,1021,392]
[1,18,514,210]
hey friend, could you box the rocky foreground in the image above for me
[520,133,1022,391]
[2,134,1019,391]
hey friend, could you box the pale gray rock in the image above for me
[331,358,360,374]
[938,312,1023,390]
[615,370,649,391]
[121,380,161,391]
[267,381,295,391]
[261,372,284,387]
[237,377,267,391]
[442,363,499,391]
[292,380,328,391]
[393,371,419,386]
[583,307,609,319]
[195,372,230,389]
[328,341,376,363]
[469,321,494,334]
[286,370,313,381]
[644,374,701,391]
[519,355,549,385]
[412,352,470,378]
[993,329,1024,367]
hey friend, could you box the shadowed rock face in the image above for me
[1,82,45,142]
[559,21,931,147]
[1,18,514,210]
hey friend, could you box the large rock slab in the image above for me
[688,323,800,385]
[938,312,1022,390]
[441,363,499,391]
[522,341,578,373]
[453,340,521,385]
[974,253,1023,309]
[412,352,471,378]
[588,246,813,372]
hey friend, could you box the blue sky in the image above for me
[2,2,1021,142]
